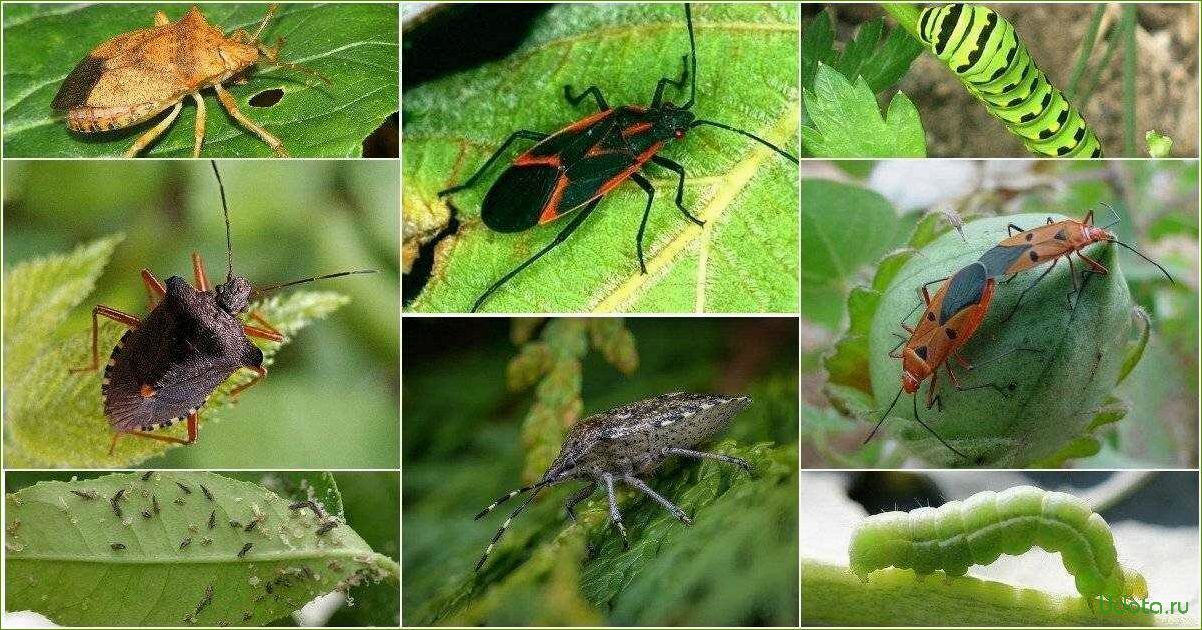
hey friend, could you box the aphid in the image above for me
[180,537,193,550]
[978,205,1174,321]
[201,537,214,546]
[316,521,338,536]
[174,497,186,506]
[245,516,263,532]
[237,542,254,558]
[200,484,214,502]
[208,510,217,529]
[229,520,242,529]
[437,3,798,312]
[69,162,375,454]
[241,612,253,622]
[142,509,153,519]
[152,495,161,514]
[288,499,324,518]
[849,485,1148,600]
[111,542,127,551]
[264,583,274,595]
[474,392,751,571]
[51,4,330,158]
[110,489,126,518]
[195,584,214,617]
[141,470,154,481]
[70,490,99,500]
[176,482,193,495]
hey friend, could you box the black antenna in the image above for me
[863,387,903,445]
[253,269,377,297]
[683,3,697,109]
[689,120,799,163]
[209,160,235,281]
[1106,239,1175,283]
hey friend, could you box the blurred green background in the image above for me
[2,160,398,468]
[402,317,799,626]
[799,159,1198,468]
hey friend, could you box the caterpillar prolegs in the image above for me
[918,3,1103,158]
[849,485,1148,601]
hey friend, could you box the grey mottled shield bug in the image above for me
[69,161,374,454]
[51,4,330,157]
[473,391,752,571]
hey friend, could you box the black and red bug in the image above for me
[69,161,375,454]
[437,3,798,312]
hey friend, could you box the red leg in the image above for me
[192,252,211,292]
[70,306,141,373]
[108,411,198,455]
[243,311,283,342]
[1083,209,1095,226]
[1075,250,1110,275]
[142,269,166,309]
[925,370,942,410]
[230,365,267,398]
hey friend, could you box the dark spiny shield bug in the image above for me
[51,4,330,158]
[473,391,752,571]
[70,161,375,455]
[437,3,799,312]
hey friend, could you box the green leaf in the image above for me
[866,215,1138,467]
[1144,130,1173,157]
[2,3,398,157]
[800,179,901,329]
[800,11,922,96]
[801,63,926,157]
[4,471,398,627]
[2,239,354,468]
[403,3,799,313]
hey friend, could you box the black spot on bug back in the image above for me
[1054,228,1068,241]
[915,346,929,361]
[52,55,106,110]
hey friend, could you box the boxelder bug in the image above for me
[977,204,1174,321]
[437,3,799,312]
[867,262,1029,461]
[473,392,751,571]
[70,162,374,454]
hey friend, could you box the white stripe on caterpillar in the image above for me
[848,485,1147,600]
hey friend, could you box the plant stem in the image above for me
[880,3,922,40]
[1078,23,1121,108]
[1066,4,1105,98]
[1121,4,1137,156]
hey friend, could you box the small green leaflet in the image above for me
[801,63,926,157]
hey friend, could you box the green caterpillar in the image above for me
[849,485,1148,601]
[918,3,1103,158]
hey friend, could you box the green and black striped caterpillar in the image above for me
[917,3,1103,158]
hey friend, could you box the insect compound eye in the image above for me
[673,129,685,140]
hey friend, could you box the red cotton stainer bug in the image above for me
[70,162,375,455]
[437,3,799,312]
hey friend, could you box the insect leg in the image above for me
[563,85,609,111]
[1006,223,1026,237]
[661,447,751,473]
[109,410,199,455]
[141,269,167,310]
[999,257,1059,324]
[190,92,206,159]
[630,173,656,274]
[243,312,284,342]
[230,366,268,398]
[475,486,544,571]
[649,54,690,108]
[439,130,549,197]
[602,474,629,550]
[563,482,597,523]
[191,252,211,292]
[910,394,968,461]
[69,306,141,373]
[622,475,692,526]
[471,198,601,312]
[649,155,704,226]
[123,101,183,158]
[213,84,288,157]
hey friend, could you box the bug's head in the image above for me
[654,104,697,141]
[901,369,921,394]
[216,275,253,315]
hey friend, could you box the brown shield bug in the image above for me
[51,4,330,158]
[69,162,375,454]
[473,391,752,571]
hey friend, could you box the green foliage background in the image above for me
[799,160,1198,468]
[2,160,399,468]
[402,318,799,626]
[2,2,399,157]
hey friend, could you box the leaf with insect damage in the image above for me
[865,214,1139,467]
[403,2,798,313]
[2,3,398,157]
[2,239,353,468]
[4,471,398,627]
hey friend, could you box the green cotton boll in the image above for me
[868,214,1133,467]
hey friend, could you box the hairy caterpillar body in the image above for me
[917,3,1103,158]
[849,485,1148,600]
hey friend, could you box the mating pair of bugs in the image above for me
[437,3,799,312]
[52,4,327,157]
[71,162,373,454]
[866,206,1173,461]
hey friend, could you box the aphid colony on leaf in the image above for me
[69,162,375,454]
[51,4,330,157]
[849,485,1148,601]
[864,205,1173,461]
[474,392,752,571]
